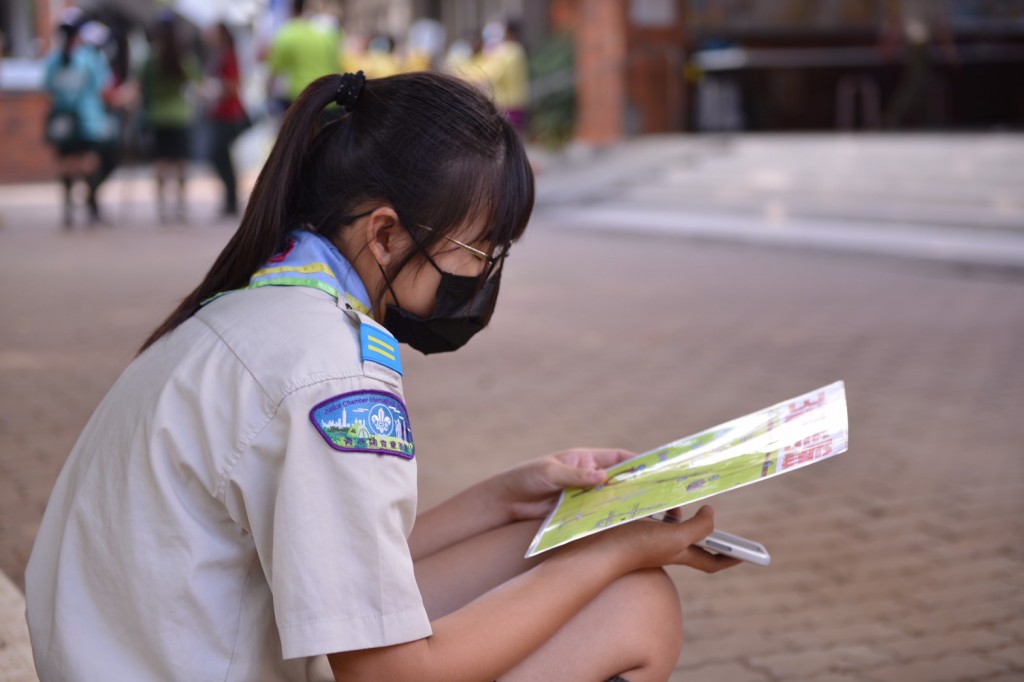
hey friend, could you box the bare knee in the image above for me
[502,568,684,682]
[613,568,684,680]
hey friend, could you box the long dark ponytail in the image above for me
[140,71,534,352]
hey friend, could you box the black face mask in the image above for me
[382,266,502,355]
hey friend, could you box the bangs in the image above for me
[409,120,534,257]
[484,123,535,250]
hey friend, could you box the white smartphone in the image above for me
[696,530,772,566]
[651,512,771,566]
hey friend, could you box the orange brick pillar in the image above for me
[574,0,628,145]
[0,92,57,183]
[625,4,687,135]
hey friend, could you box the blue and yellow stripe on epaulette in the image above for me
[360,323,403,375]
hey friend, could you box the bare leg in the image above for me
[59,172,74,229]
[79,152,102,226]
[175,160,187,222]
[155,160,168,223]
[57,153,99,229]
[415,521,684,682]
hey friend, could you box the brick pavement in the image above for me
[2,176,1023,680]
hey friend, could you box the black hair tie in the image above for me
[334,71,366,112]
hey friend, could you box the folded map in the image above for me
[526,381,849,557]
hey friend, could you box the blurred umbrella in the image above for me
[77,0,153,25]
[76,0,264,27]
[173,0,264,27]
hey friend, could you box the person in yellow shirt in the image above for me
[479,19,529,133]
[445,31,486,82]
[403,50,432,72]
[360,34,403,79]
[339,31,367,74]
[404,18,446,72]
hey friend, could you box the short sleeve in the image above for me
[223,375,431,660]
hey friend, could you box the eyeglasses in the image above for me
[413,220,509,278]
[413,224,508,267]
[342,210,509,279]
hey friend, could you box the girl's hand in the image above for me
[634,505,742,572]
[495,448,635,521]
[579,505,742,574]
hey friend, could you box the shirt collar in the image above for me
[245,230,373,314]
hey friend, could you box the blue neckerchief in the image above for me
[245,230,372,314]
[200,231,402,375]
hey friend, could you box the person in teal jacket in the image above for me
[43,13,115,228]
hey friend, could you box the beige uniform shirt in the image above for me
[26,285,430,680]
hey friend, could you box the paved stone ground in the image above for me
[2,137,1023,680]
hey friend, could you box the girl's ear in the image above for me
[363,206,407,267]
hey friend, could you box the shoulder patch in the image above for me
[309,390,414,459]
[360,323,403,376]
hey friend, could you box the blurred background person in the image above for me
[340,30,369,73]
[266,0,338,114]
[478,18,529,134]
[201,21,248,219]
[405,18,446,72]
[444,30,485,81]
[308,4,345,68]
[361,33,402,78]
[882,0,960,129]
[80,19,136,224]
[43,9,116,228]
[140,12,200,224]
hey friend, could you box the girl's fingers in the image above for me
[548,461,606,489]
[675,505,715,542]
[587,448,635,468]
[660,507,742,572]
[682,546,743,573]
[662,507,685,522]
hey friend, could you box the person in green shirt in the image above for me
[141,11,200,223]
[267,0,339,111]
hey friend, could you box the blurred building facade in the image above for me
[3,0,1023,183]
[1,1,59,183]
[683,0,1024,133]
[339,0,549,56]
[557,0,1024,141]
[337,0,687,144]
[342,0,1024,142]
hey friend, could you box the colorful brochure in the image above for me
[526,381,849,557]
